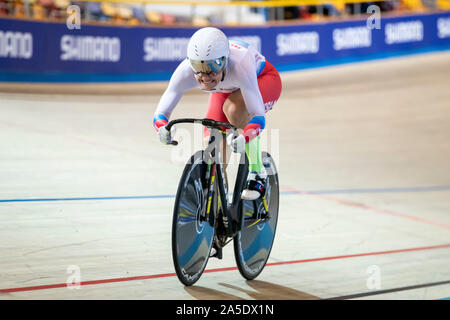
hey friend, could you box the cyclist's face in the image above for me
[194,71,223,90]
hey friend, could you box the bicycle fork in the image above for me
[200,161,216,228]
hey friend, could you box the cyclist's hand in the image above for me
[227,134,246,153]
[157,125,176,145]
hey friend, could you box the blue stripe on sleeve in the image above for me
[248,115,266,130]
[153,113,168,125]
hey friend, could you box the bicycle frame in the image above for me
[202,128,249,238]
[166,118,248,238]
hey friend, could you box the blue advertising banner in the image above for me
[0,11,450,82]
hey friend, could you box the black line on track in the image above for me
[325,280,450,300]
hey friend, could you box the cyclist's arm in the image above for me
[236,53,266,142]
[153,59,198,130]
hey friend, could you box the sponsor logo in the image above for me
[385,21,423,44]
[437,17,450,39]
[264,100,276,112]
[143,37,189,61]
[276,32,319,56]
[0,31,33,59]
[60,35,120,62]
[333,27,371,50]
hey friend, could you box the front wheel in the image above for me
[172,151,215,286]
[233,152,280,280]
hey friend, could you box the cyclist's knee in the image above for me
[223,102,250,129]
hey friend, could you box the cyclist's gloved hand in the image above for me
[227,134,246,153]
[158,125,176,145]
[153,113,176,145]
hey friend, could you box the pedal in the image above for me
[248,198,270,222]
[209,244,223,259]
[261,211,270,222]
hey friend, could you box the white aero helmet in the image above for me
[187,27,229,74]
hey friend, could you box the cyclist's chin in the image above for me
[199,81,218,91]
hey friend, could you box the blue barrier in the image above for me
[0,12,450,82]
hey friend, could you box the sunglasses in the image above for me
[189,57,226,75]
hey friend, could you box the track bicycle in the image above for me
[167,118,279,286]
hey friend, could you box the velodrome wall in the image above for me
[1,11,450,82]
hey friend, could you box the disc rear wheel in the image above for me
[233,152,280,280]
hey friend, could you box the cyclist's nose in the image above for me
[201,73,213,81]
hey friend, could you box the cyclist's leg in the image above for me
[223,61,282,174]
[204,92,233,172]
[221,91,251,129]
[222,61,281,127]
[204,92,231,139]
[223,62,281,199]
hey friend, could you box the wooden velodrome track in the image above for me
[0,51,449,300]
